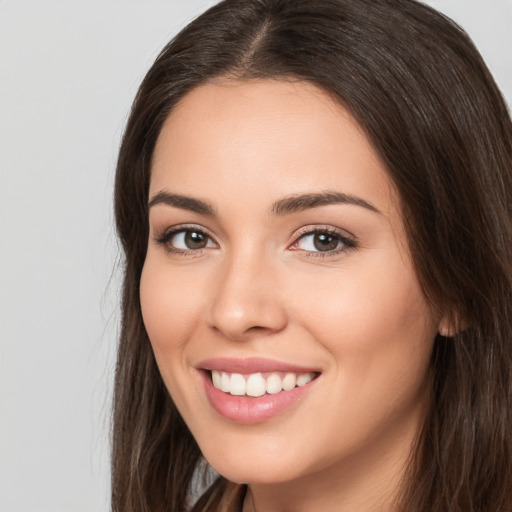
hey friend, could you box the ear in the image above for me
[438,313,465,338]
[438,317,455,337]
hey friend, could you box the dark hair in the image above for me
[112,0,512,510]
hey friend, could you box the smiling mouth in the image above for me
[208,370,319,397]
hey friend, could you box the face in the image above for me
[140,80,441,486]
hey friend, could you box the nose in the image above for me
[207,251,288,340]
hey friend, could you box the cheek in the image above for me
[139,258,213,422]
[139,259,201,363]
[290,251,437,391]
[296,262,431,335]
[286,263,436,460]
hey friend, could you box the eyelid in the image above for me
[153,223,219,254]
[288,225,357,256]
[153,223,356,257]
[291,224,355,239]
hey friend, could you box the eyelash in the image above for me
[154,224,216,256]
[154,225,357,258]
[290,227,357,259]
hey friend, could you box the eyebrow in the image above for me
[270,192,380,216]
[147,190,380,217]
[148,191,216,216]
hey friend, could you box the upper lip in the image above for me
[197,357,320,374]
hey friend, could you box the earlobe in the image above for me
[438,322,455,338]
[438,314,465,338]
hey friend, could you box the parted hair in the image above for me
[112,0,512,510]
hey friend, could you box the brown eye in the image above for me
[313,233,339,252]
[296,231,343,252]
[159,229,216,251]
[184,231,208,249]
[291,228,356,255]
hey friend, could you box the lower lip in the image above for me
[200,371,317,424]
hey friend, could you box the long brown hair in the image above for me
[112,1,512,510]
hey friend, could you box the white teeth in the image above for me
[210,370,316,396]
[220,372,230,392]
[246,373,266,397]
[296,373,314,387]
[212,370,222,389]
[266,373,282,394]
[230,373,246,395]
[282,373,297,391]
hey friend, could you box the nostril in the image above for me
[207,294,288,339]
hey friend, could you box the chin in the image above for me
[210,460,298,485]
[199,438,305,485]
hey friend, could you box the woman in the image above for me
[112,0,512,510]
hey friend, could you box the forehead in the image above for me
[150,79,397,218]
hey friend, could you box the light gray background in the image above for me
[0,1,510,511]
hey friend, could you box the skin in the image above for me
[140,80,445,512]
